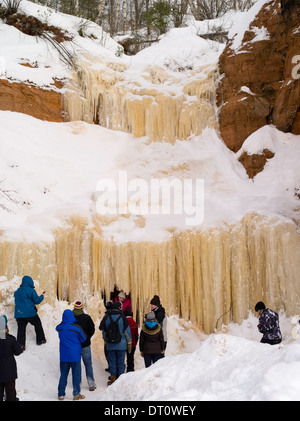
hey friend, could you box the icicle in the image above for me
[63,55,219,143]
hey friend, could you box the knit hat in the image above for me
[74,301,83,310]
[118,291,126,300]
[105,300,113,310]
[124,308,133,317]
[146,311,156,321]
[150,295,160,307]
[113,301,122,310]
[255,301,266,312]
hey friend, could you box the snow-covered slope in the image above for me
[0,111,299,243]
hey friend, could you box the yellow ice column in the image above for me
[1,213,299,333]
[0,240,57,305]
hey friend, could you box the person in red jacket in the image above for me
[124,308,139,372]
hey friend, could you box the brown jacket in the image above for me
[139,322,164,354]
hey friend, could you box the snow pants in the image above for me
[144,353,162,368]
[16,315,46,348]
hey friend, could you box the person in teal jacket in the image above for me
[14,275,46,350]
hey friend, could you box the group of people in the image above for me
[0,276,168,401]
[99,291,167,387]
[0,275,285,401]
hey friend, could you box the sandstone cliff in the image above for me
[217,0,300,154]
[0,78,65,122]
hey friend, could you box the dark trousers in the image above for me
[108,350,126,377]
[261,338,282,345]
[0,381,17,401]
[144,353,162,368]
[16,315,46,348]
[126,347,136,372]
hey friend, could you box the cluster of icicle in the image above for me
[1,213,299,333]
[63,54,219,144]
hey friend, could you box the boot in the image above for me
[73,394,85,401]
[107,375,117,386]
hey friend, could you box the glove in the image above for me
[127,342,132,353]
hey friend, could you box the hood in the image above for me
[21,275,34,288]
[62,309,77,324]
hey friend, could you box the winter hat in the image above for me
[124,308,133,317]
[105,300,113,310]
[255,301,266,312]
[146,311,156,321]
[113,301,122,310]
[74,301,83,310]
[118,291,126,300]
[150,295,160,307]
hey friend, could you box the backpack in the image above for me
[106,314,123,344]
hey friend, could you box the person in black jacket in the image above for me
[73,301,96,391]
[139,312,164,368]
[150,295,167,353]
[0,315,23,401]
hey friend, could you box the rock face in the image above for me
[217,0,300,153]
[0,78,65,122]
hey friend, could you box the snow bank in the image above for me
[0,111,299,243]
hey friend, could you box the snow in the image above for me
[0,0,300,403]
[1,112,299,243]
[228,0,273,52]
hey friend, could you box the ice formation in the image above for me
[63,55,219,143]
[1,214,299,333]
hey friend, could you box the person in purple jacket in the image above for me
[255,301,282,345]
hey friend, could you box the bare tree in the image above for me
[2,0,22,14]
[0,180,18,213]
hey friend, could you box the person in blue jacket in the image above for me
[56,309,87,400]
[101,301,132,386]
[14,275,46,350]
